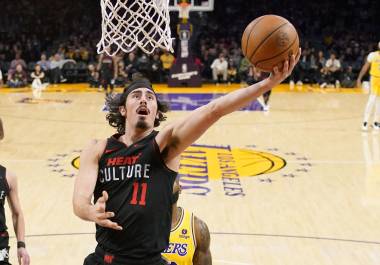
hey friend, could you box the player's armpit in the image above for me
[193,216,212,265]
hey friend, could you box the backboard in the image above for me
[168,0,214,12]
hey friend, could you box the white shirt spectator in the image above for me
[211,58,228,72]
[37,54,51,71]
[50,54,76,69]
[211,54,228,82]
[325,58,341,71]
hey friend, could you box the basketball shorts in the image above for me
[83,246,169,265]
[370,76,380,96]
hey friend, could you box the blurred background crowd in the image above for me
[0,0,379,88]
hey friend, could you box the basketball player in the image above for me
[0,119,30,265]
[356,41,380,131]
[73,51,300,265]
[247,65,271,111]
[162,177,211,265]
[98,52,117,95]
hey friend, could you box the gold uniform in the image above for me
[162,207,196,265]
[368,51,380,95]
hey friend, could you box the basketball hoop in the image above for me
[97,0,173,56]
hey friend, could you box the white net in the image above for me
[97,0,173,56]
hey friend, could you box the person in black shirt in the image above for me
[98,52,117,95]
[73,51,300,265]
[1,119,30,265]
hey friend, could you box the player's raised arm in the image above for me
[157,51,301,162]
[72,139,122,230]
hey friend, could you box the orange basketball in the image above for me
[241,15,299,72]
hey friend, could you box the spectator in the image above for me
[50,53,75,84]
[31,64,47,98]
[210,53,228,84]
[308,50,319,83]
[341,66,355,88]
[151,53,163,83]
[227,58,238,84]
[115,61,128,87]
[97,52,116,94]
[238,57,251,82]
[10,52,27,71]
[80,46,90,63]
[73,49,82,62]
[124,52,138,81]
[322,53,342,87]
[160,50,175,81]
[37,53,51,82]
[7,64,27,88]
[136,54,151,79]
[87,64,99,88]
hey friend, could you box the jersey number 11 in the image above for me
[130,182,147,206]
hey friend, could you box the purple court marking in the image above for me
[157,93,263,111]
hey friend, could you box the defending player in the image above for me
[0,119,30,265]
[357,41,380,131]
[162,177,211,265]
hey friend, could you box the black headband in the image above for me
[123,79,155,98]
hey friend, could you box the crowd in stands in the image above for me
[0,0,378,88]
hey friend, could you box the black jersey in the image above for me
[100,55,114,77]
[94,131,177,260]
[0,166,9,232]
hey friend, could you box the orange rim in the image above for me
[178,2,190,8]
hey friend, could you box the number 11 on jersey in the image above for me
[130,182,147,206]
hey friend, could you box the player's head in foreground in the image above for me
[106,75,169,134]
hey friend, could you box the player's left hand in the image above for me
[268,48,301,86]
[17,247,30,265]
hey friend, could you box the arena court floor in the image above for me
[0,83,379,265]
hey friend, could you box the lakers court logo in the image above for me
[178,144,286,196]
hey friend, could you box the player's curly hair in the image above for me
[105,75,169,134]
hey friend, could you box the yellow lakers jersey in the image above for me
[162,207,196,265]
[368,51,380,77]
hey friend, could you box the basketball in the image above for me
[241,15,299,72]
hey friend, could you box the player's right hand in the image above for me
[92,191,123,230]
